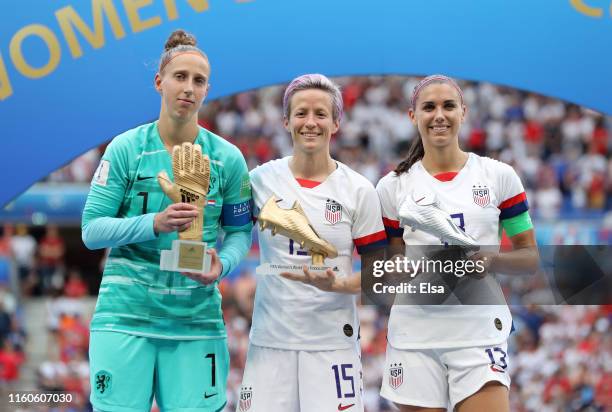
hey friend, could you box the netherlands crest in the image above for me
[325,199,342,225]
[472,185,490,208]
[389,363,404,389]
[94,370,112,395]
[239,387,253,411]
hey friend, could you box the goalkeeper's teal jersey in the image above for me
[82,122,252,339]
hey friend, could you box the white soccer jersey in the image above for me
[376,153,530,349]
[250,157,386,350]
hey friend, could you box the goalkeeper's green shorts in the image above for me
[89,330,229,412]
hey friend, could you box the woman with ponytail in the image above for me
[376,75,539,411]
[82,30,253,411]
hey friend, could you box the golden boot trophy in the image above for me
[158,142,212,273]
[256,195,339,275]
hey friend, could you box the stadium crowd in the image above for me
[0,76,610,411]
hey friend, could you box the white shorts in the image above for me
[380,341,510,410]
[237,344,363,412]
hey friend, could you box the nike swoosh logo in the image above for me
[137,175,154,181]
[338,403,355,411]
[204,392,217,399]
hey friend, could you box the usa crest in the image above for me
[239,386,253,411]
[389,363,403,389]
[472,185,490,208]
[325,199,342,224]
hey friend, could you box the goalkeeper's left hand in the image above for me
[181,248,223,285]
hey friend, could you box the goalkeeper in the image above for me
[81,30,252,412]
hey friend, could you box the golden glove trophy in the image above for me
[255,195,339,275]
[158,142,212,273]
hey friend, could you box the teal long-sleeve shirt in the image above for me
[82,122,253,339]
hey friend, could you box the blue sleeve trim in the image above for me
[499,200,529,220]
[356,239,389,255]
[385,226,404,239]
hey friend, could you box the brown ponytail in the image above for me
[394,136,424,175]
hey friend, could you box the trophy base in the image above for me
[160,240,211,274]
[256,263,339,276]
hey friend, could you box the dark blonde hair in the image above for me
[158,29,209,74]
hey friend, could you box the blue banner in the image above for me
[1,0,611,205]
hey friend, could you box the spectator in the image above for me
[0,302,11,342]
[57,314,89,363]
[38,348,68,392]
[64,268,88,298]
[0,224,14,257]
[0,338,25,391]
[534,165,562,220]
[11,224,38,295]
[38,224,66,294]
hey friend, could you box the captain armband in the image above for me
[501,211,533,237]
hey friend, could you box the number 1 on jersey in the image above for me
[137,191,148,214]
[205,353,216,387]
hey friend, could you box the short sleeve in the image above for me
[351,184,387,254]
[376,172,404,239]
[495,162,529,221]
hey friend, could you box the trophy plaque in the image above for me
[255,195,339,276]
[158,142,212,273]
